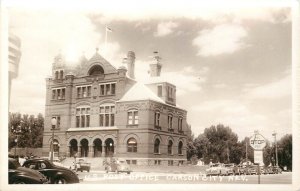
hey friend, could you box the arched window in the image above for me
[168,140,173,155]
[99,104,115,127]
[178,141,183,155]
[88,65,104,76]
[127,138,137,152]
[154,139,160,154]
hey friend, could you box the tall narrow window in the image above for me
[60,70,63,79]
[62,88,65,99]
[178,117,183,132]
[178,141,183,155]
[128,110,138,125]
[154,112,160,127]
[168,114,173,129]
[168,140,173,155]
[127,138,137,152]
[52,90,56,100]
[111,83,116,95]
[154,139,160,154]
[99,104,115,127]
[77,85,92,98]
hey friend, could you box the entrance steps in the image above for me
[61,157,107,169]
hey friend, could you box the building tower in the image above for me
[149,51,162,77]
[126,51,135,79]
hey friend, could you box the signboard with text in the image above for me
[249,132,266,150]
[254,150,264,164]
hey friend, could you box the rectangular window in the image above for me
[81,115,85,127]
[77,87,81,98]
[100,85,105,95]
[132,160,137,165]
[110,114,115,126]
[126,160,131,164]
[82,87,87,97]
[76,116,80,128]
[52,88,66,100]
[99,115,104,126]
[87,86,91,97]
[52,116,61,129]
[111,83,116,95]
[128,110,138,125]
[99,83,116,96]
[157,85,162,97]
[52,90,56,100]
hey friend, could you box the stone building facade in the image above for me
[42,49,188,165]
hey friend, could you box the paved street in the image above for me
[77,171,292,184]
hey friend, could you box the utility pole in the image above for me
[272,132,278,166]
[246,139,248,163]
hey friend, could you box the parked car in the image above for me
[206,163,230,176]
[272,166,282,174]
[9,158,48,184]
[224,163,235,175]
[23,158,79,184]
[75,158,91,172]
[104,158,131,174]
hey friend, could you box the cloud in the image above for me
[243,75,291,99]
[192,24,248,56]
[154,21,178,37]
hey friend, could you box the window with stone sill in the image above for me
[51,116,61,129]
[99,104,115,127]
[52,88,65,100]
[154,111,160,127]
[128,110,138,125]
[154,138,160,154]
[76,107,90,128]
[178,141,183,155]
[76,85,92,98]
[168,140,173,155]
[99,83,116,96]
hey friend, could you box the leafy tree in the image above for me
[8,112,44,149]
[194,124,239,164]
[263,141,273,166]
[277,134,292,170]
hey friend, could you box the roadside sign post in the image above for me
[249,131,266,184]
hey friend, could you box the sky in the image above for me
[7,0,293,142]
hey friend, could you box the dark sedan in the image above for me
[23,158,79,184]
[9,158,48,184]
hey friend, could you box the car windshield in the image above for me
[9,159,20,169]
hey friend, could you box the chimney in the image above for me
[126,51,135,79]
[149,51,162,77]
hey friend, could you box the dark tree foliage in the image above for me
[277,134,292,170]
[194,124,240,164]
[8,112,44,149]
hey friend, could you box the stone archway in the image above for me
[93,138,102,157]
[104,138,114,157]
[80,139,89,157]
[69,139,78,157]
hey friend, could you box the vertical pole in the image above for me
[258,163,260,184]
[275,134,278,166]
[50,128,54,162]
[104,27,108,55]
[246,140,248,163]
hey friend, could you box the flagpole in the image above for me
[104,26,108,55]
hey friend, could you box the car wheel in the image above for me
[54,177,67,184]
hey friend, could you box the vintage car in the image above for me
[9,158,48,184]
[76,158,91,172]
[224,163,235,175]
[104,158,131,174]
[272,166,282,174]
[206,163,231,176]
[23,158,79,184]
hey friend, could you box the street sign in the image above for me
[249,132,266,150]
[254,150,263,164]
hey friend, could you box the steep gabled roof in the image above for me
[117,82,165,103]
[87,52,117,74]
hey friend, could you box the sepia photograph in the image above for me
[1,0,299,190]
